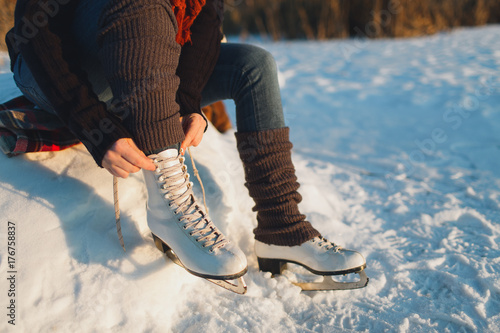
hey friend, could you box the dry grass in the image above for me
[0,0,15,51]
[1,0,499,51]
[225,0,500,40]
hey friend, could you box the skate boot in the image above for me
[235,127,369,290]
[255,237,368,290]
[144,148,247,294]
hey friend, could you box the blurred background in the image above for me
[1,0,500,49]
[0,0,15,51]
[222,0,500,40]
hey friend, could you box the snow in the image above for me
[1,25,500,332]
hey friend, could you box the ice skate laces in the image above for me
[151,151,228,252]
[311,237,343,253]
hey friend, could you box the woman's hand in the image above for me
[102,138,156,178]
[180,113,207,154]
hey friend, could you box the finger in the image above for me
[180,138,189,154]
[191,126,204,146]
[123,140,156,171]
[181,129,195,152]
[182,129,202,149]
[105,165,130,179]
[108,153,142,174]
[187,133,201,147]
[104,147,143,175]
[181,114,205,152]
[121,149,154,172]
[135,154,156,171]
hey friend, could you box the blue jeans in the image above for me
[201,43,285,132]
[13,1,285,137]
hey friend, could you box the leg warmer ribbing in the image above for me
[235,127,321,246]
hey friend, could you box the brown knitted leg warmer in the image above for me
[235,127,321,246]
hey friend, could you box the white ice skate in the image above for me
[144,148,248,294]
[255,237,368,291]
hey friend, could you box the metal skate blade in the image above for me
[153,233,182,265]
[206,277,247,295]
[153,233,247,294]
[293,270,369,291]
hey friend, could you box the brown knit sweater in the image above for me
[6,0,223,165]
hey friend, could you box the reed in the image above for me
[224,0,500,40]
[0,0,15,50]
[1,0,499,50]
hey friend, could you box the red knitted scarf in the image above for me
[170,0,206,45]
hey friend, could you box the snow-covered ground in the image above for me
[1,25,499,332]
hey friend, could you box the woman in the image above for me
[6,0,367,292]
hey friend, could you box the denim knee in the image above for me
[236,44,279,85]
[201,43,286,132]
[230,45,285,131]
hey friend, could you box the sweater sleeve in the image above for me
[175,0,224,117]
[8,0,131,166]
